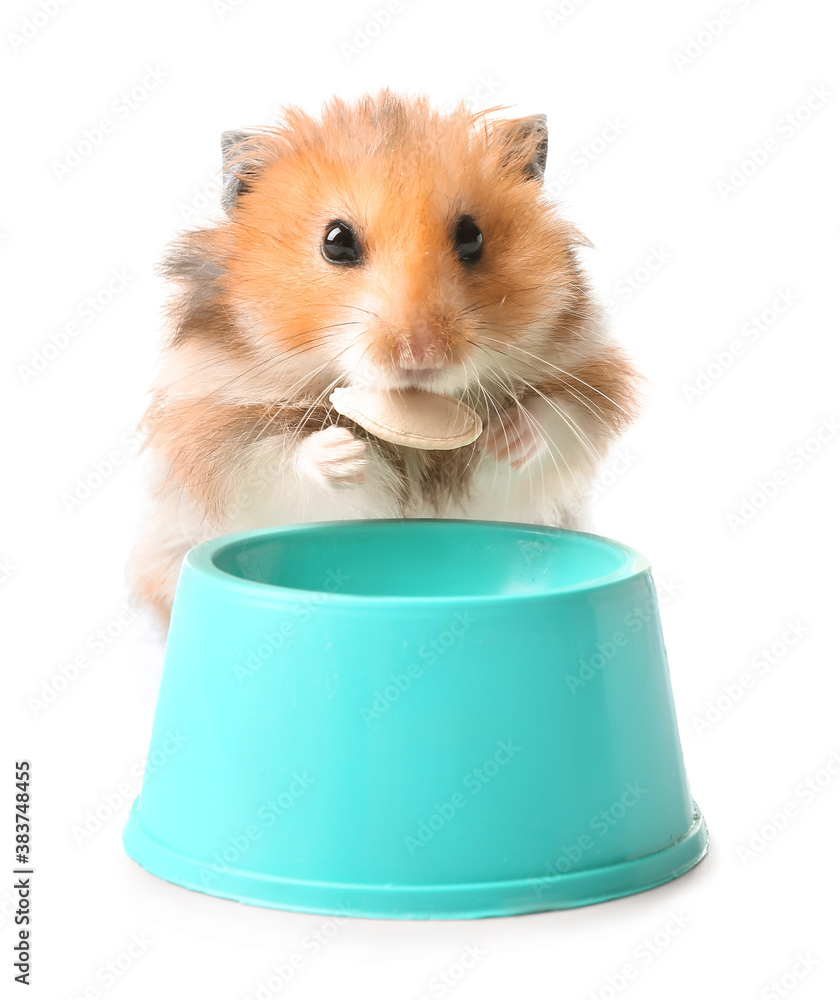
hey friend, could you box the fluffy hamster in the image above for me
[130,89,640,625]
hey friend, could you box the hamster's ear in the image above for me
[220,129,267,215]
[494,114,549,182]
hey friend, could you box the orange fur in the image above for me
[131,90,641,625]
[218,95,585,369]
[529,342,643,447]
[140,396,337,523]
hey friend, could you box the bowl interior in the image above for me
[209,520,639,601]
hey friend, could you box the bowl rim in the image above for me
[181,519,652,608]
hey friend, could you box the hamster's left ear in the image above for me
[220,129,268,215]
[494,114,549,182]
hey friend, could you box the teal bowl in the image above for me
[123,519,707,918]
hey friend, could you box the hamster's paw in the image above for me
[480,400,547,470]
[297,426,368,487]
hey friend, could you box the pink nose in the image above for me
[400,319,441,368]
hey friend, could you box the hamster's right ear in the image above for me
[491,114,549,183]
[220,129,268,215]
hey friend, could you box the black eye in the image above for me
[322,220,362,265]
[453,215,483,264]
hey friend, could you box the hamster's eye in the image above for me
[453,215,483,264]
[322,221,362,265]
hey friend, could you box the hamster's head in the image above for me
[179,91,598,403]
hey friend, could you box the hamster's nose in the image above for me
[398,318,445,370]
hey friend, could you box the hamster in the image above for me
[129,89,640,626]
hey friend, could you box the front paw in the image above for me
[479,399,547,470]
[297,426,368,487]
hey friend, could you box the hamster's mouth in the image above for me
[348,361,470,396]
[376,366,446,391]
[398,368,439,384]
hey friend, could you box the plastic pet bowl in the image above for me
[123,519,707,919]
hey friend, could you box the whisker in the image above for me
[467,338,610,435]
[483,368,572,500]
[478,374,515,504]
[518,376,602,466]
[479,336,632,417]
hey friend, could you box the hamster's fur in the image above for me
[130,90,640,625]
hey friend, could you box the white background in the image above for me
[4,0,839,997]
